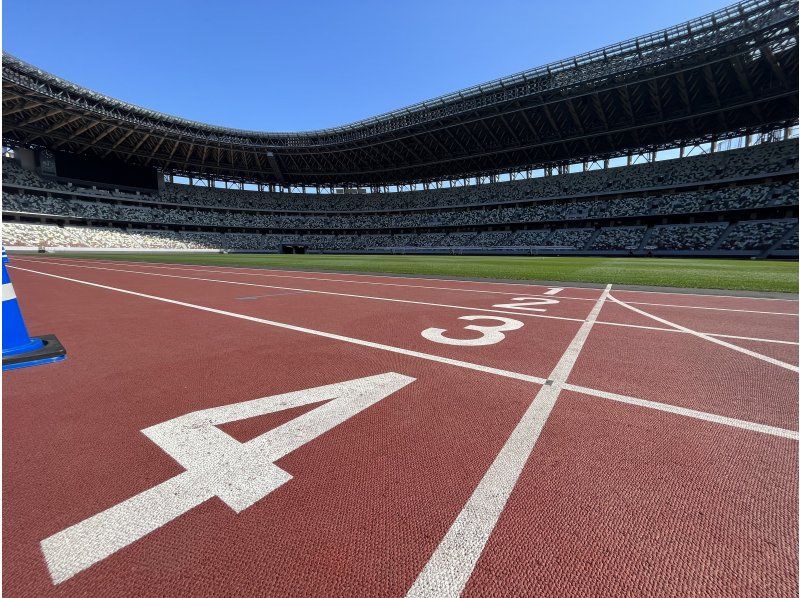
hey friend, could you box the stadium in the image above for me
[1,0,798,596]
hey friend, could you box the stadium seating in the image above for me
[719,220,795,251]
[590,226,647,251]
[2,139,797,257]
[646,223,728,251]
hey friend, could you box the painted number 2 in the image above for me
[492,297,560,312]
[421,315,524,346]
[40,372,415,585]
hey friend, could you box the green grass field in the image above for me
[44,252,798,293]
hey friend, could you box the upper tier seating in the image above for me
[4,180,796,231]
[3,139,797,256]
[3,139,797,213]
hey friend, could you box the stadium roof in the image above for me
[2,0,798,187]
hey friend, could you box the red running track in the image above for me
[3,256,798,597]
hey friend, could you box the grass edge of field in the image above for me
[22,252,799,294]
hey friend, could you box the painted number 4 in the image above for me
[40,372,415,584]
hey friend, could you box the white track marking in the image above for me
[43,470,209,585]
[406,285,612,598]
[26,256,798,302]
[596,320,799,346]
[2,282,17,301]
[609,287,798,302]
[616,301,798,316]
[15,258,799,346]
[543,287,564,295]
[22,257,798,312]
[609,295,799,373]
[22,257,596,301]
[12,264,798,442]
[12,258,585,324]
[563,384,799,440]
[13,262,798,589]
[10,265,548,385]
[422,316,525,346]
[18,257,578,297]
[492,297,560,312]
[236,290,309,300]
[19,256,595,294]
[41,373,415,584]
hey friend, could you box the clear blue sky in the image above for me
[4,0,733,132]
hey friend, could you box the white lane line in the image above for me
[12,264,799,443]
[563,384,799,440]
[9,265,548,385]
[610,287,798,303]
[17,258,799,346]
[596,320,799,346]
[28,256,798,315]
[10,258,585,324]
[33,256,798,304]
[619,301,798,317]
[543,287,564,295]
[23,257,591,300]
[18,256,586,293]
[609,294,799,373]
[236,290,309,300]
[406,285,612,598]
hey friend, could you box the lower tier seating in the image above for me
[4,220,796,256]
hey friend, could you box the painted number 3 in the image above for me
[421,315,524,346]
[40,373,415,585]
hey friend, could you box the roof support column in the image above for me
[266,151,284,185]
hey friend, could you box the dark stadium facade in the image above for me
[2,0,798,189]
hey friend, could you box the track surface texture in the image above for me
[4,256,798,597]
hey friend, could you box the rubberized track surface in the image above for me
[4,256,798,597]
